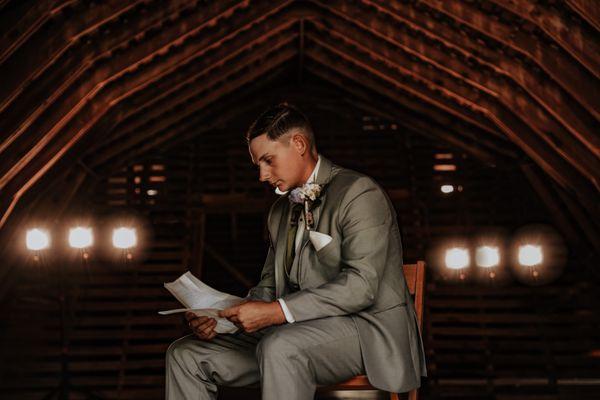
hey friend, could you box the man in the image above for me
[165,103,426,399]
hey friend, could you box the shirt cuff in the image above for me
[277,298,296,323]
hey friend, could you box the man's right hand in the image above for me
[185,312,217,341]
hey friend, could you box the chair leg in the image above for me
[408,388,418,400]
[389,388,419,400]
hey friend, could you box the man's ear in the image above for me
[291,133,309,155]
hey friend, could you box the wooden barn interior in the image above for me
[0,1,598,399]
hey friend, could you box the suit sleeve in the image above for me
[245,206,277,302]
[282,176,394,321]
[246,242,276,301]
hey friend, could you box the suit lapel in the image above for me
[294,156,336,258]
[273,155,339,296]
[274,199,290,298]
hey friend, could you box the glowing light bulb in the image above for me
[112,227,137,249]
[475,246,500,268]
[441,185,454,194]
[518,245,543,266]
[26,229,50,251]
[69,227,93,248]
[445,248,469,269]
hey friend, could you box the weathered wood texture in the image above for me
[0,2,599,398]
[2,109,597,399]
[0,0,598,232]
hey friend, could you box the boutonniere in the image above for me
[289,183,324,231]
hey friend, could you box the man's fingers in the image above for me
[193,319,217,339]
[185,311,198,321]
[188,315,209,326]
[202,319,217,333]
[196,317,214,330]
[189,316,213,331]
[219,306,240,318]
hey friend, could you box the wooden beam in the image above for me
[302,48,599,207]
[0,0,196,144]
[305,35,498,138]
[0,0,257,187]
[90,43,297,169]
[86,7,307,159]
[565,0,600,32]
[0,0,296,228]
[364,0,599,123]
[304,23,600,190]
[315,69,511,164]
[310,3,600,163]
[489,0,600,76]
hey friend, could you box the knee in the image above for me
[166,336,197,368]
[256,331,299,363]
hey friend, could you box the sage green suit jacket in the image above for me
[248,156,427,393]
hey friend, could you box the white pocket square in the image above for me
[309,231,333,251]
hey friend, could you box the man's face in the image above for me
[248,132,305,192]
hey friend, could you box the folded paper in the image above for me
[159,271,244,333]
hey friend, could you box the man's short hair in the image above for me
[245,102,315,148]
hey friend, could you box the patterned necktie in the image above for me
[285,203,304,275]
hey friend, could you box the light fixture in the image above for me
[112,227,137,249]
[518,244,543,266]
[68,227,93,249]
[440,184,454,194]
[475,246,500,268]
[26,229,50,251]
[509,224,565,286]
[434,164,457,172]
[445,247,470,270]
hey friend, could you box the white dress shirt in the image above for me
[275,155,321,323]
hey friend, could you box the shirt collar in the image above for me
[275,155,321,196]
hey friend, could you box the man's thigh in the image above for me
[258,316,364,385]
[167,331,264,387]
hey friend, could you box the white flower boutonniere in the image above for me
[289,183,324,231]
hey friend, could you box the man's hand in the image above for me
[185,312,217,341]
[219,300,286,333]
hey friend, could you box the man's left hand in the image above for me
[219,301,286,333]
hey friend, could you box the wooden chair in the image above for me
[318,260,426,400]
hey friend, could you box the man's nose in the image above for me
[259,167,270,182]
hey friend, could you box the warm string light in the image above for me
[445,248,469,269]
[112,227,137,262]
[475,246,500,268]
[440,184,454,194]
[26,229,50,251]
[26,228,50,266]
[25,226,139,262]
[69,227,93,249]
[475,245,500,279]
[434,226,561,285]
[517,244,543,279]
[112,227,137,249]
[444,245,542,269]
[68,227,93,261]
[518,245,543,266]
[444,247,469,280]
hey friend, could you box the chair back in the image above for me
[402,261,425,330]
[317,261,427,400]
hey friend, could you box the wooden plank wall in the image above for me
[1,111,597,399]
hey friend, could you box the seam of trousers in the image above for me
[270,331,360,355]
